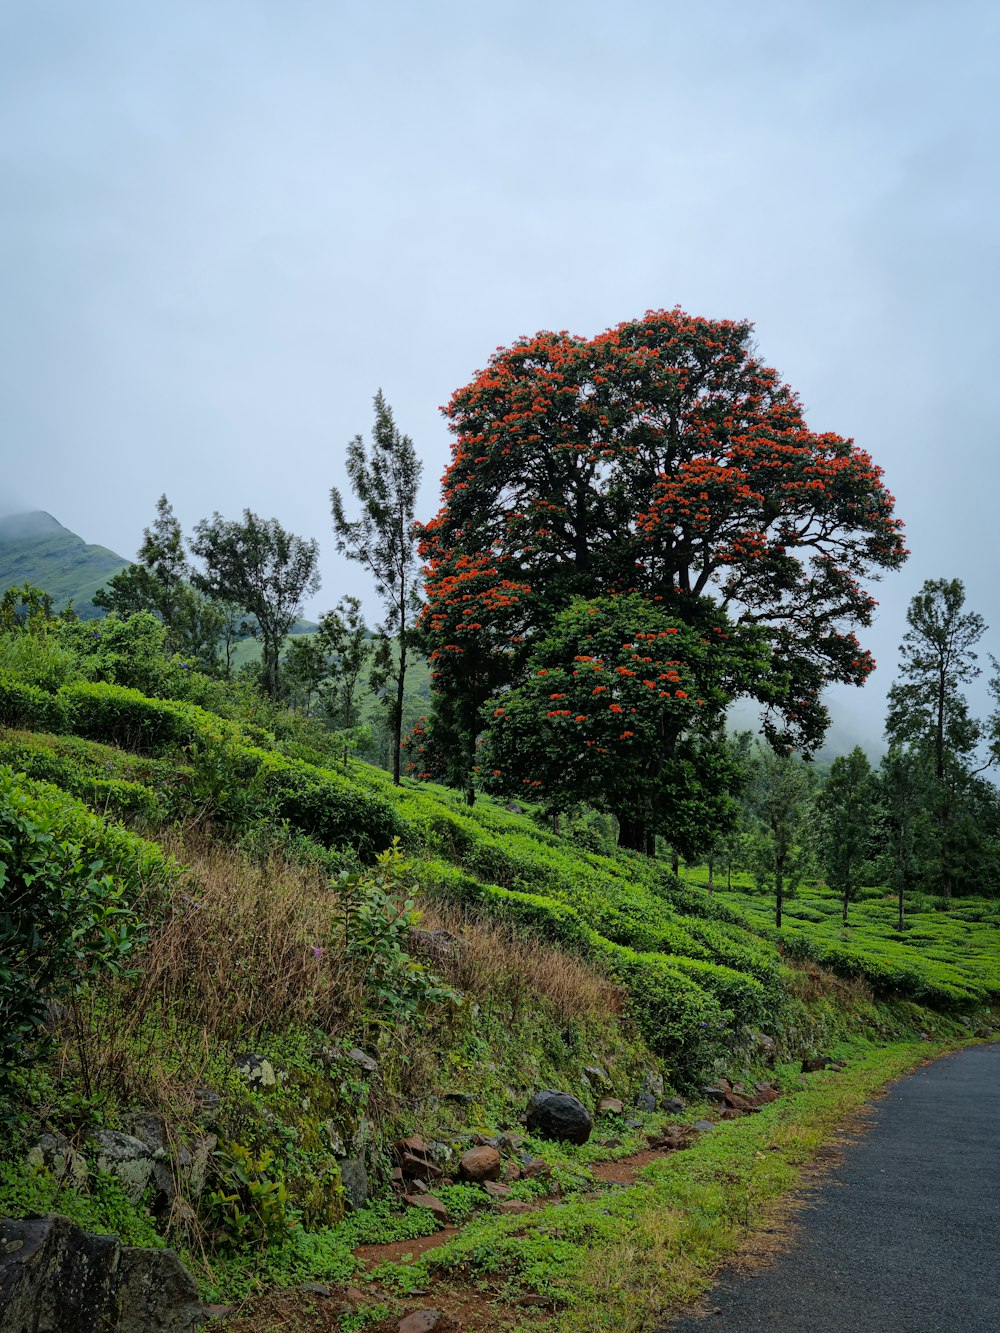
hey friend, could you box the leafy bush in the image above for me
[0,768,144,1096]
[0,672,68,732]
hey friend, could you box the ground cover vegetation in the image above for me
[2,314,999,1329]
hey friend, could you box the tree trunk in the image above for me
[392,635,406,786]
[842,890,849,926]
[707,858,714,896]
[775,859,783,929]
[671,848,680,876]
[617,815,646,852]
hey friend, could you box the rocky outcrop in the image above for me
[0,1213,205,1332]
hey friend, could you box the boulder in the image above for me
[583,1065,611,1088]
[0,1213,204,1332]
[693,1120,715,1132]
[634,1092,657,1113]
[483,1181,512,1199]
[458,1147,502,1183]
[525,1091,592,1145]
[91,1131,156,1204]
[233,1053,276,1088]
[701,1086,726,1103]
[596,1098,624,1117]
[339,1158,369,1210]
[801,1057,830,1073]
[662,1096,686,1114]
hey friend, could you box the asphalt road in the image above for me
[664,1044,1000,1333]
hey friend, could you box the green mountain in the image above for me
[0,512,128,619]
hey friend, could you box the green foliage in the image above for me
[479,594,768,851]
[206,1142,296,1250]
[0,768,144,1096]
[191,509,321,698]
[340,840,463,1020]
[0,1158,162,1248]
[0,671,69,732]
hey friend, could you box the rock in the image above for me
[723,1092,752,1112]
[443,1092,473,1105]
[459,1146,502,1182]
[583,1064,611,1088]
[525,1090,592,1144]
[503,802,524,814]
[693,1120,715,1132]
[599,1137,622,1149]
[498,1132,525,1153]
[801,1057,829,1073]
[186,1134,218,1201]
[25,1133,89,1191]
[754,1033,777,1065]
[398,1310,455,1333]
[483,1181,512,1199]
[92,1130,156,1204]
[403,1193,449,1225]
[193,1087,219,1108]
[0,1213,204,1332]
[520,1158,550,1179]
[596,1098,624,1116]
[504,1162,522,1182]
[401,1152,441,1180]
[702,1086,726,1102]
[297,1282,332,1296]
[339,1157,369,1210]
[662,1096,686,1114]
[395,1135,427,1157]
[408,928,461,961]
[346,1048,378,1075]
[471,1133,501,1149]
[233,1053,276,1088]
[497,1199,537,1215]
[641,1070,665,1098]
[634,1092,657,1113]
[625,1118,643,1129]
[752,1085,779,1105]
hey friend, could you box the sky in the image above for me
[1,0,998,750]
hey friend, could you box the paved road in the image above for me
[665,1044,1000,1333]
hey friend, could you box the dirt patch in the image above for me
[355,1225,461,1270]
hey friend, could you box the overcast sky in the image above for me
[2,0,997,747]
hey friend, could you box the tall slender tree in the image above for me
[885,578,991,897]
[331,391,423,784]
[749,746,812,929]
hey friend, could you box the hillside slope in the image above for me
[0,636,995,1329]
[0,511,127,616]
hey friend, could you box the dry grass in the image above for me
[417,901,625,1026]
[52,831,623,1112]
[782,955,875,1007]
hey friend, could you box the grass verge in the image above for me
[367,1038,968,1332]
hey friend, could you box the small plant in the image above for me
[339,839,462,1023]
[205,1142,295,1250]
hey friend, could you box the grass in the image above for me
[356,1037,969,1332]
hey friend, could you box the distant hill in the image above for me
[0,512,128,619]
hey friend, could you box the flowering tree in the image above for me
[418,308,906,823]
[478,595,765,850]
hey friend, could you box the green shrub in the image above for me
[0,768,144,1097]
[0,672,68,732]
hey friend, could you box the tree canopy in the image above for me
[417,308,906,836]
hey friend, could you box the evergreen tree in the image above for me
[816,746,875,925]
[331,391,423,784]
[748,746,812,928]
[885,578,994,896]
